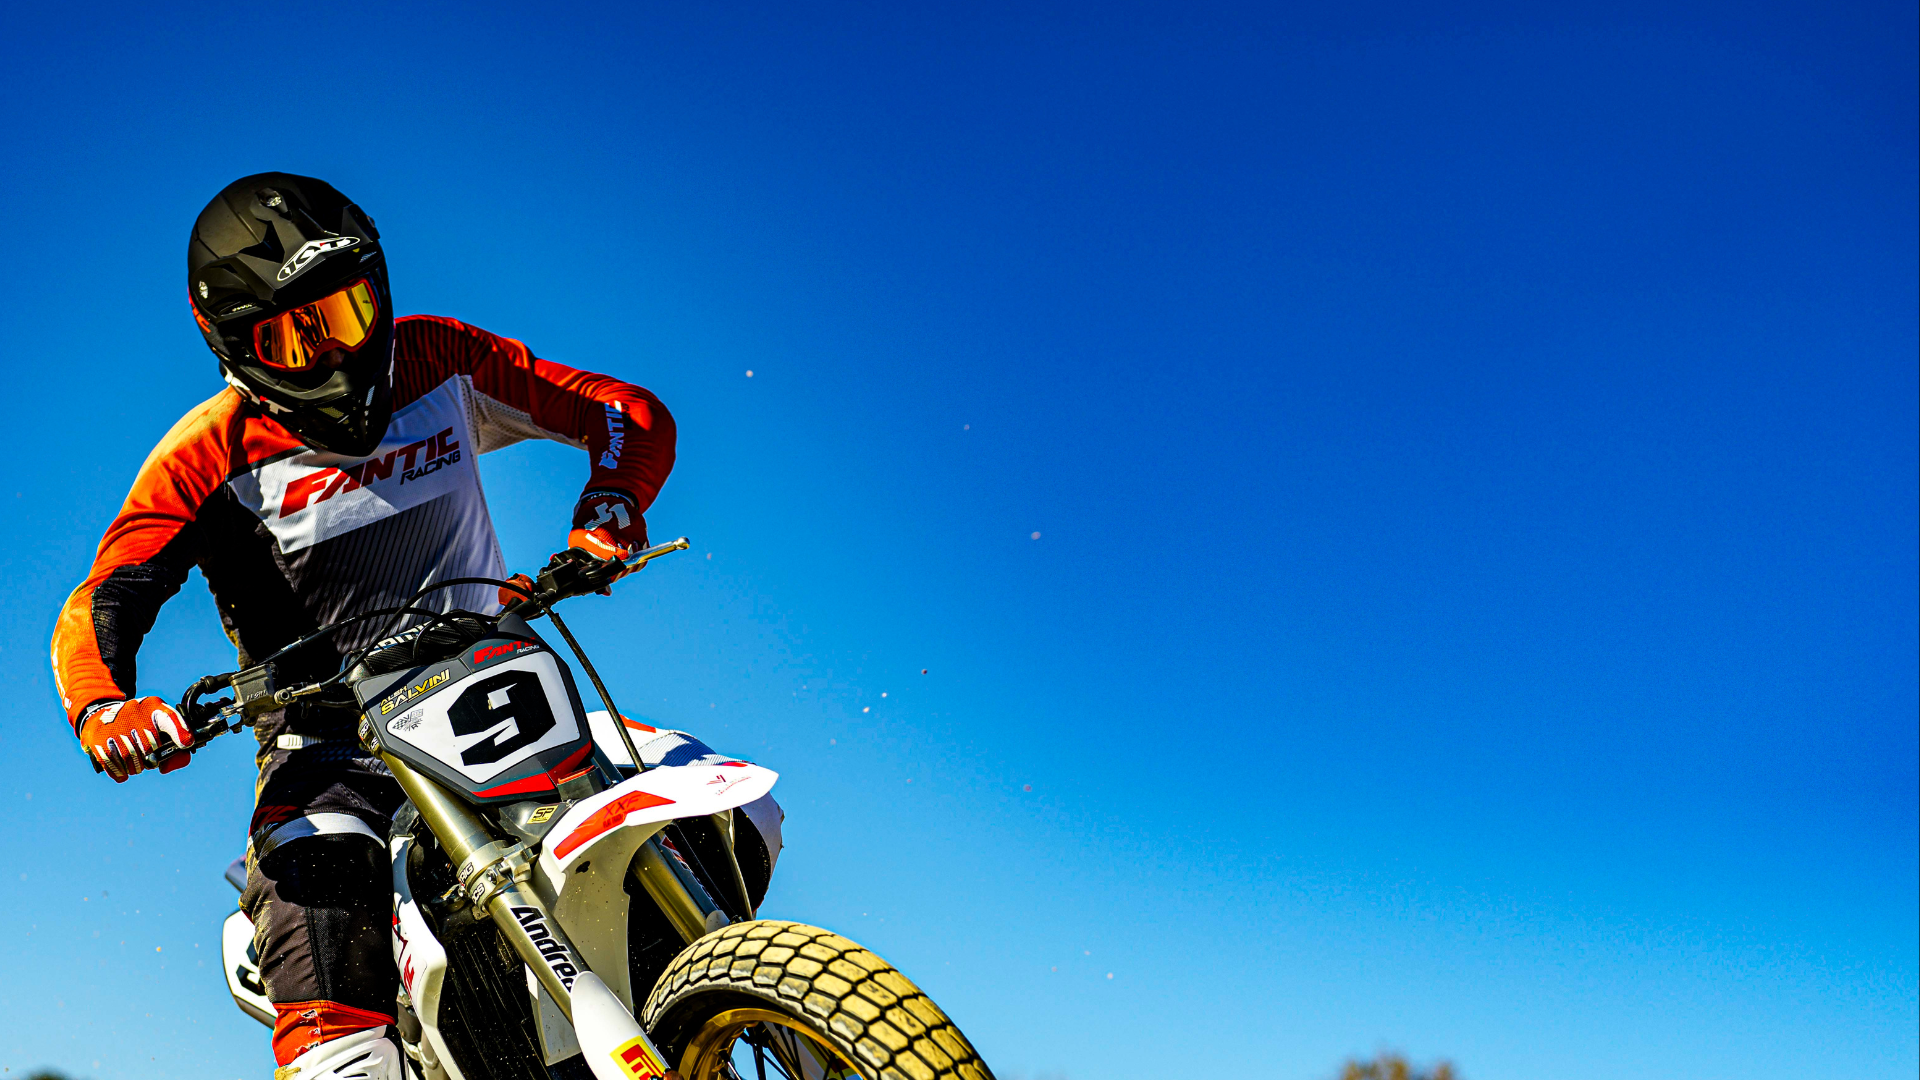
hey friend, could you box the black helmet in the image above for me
[188,173,394,456]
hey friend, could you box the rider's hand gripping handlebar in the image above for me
[501,536,690,617]
[119,653,329,772]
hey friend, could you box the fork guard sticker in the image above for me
[612,1034,671,1079]
[510,906,578,989]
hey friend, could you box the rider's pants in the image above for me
[240,706,405,1067]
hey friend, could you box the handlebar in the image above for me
[132,537,693,774]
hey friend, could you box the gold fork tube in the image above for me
[384,751,492,865]
[383,752,590,1015]
[631,836,721,944]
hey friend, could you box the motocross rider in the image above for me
[50,174,746,1078]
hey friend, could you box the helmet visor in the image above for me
[252,279,380,371]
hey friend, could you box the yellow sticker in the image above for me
[528,805,556,824]
[612,1034,670,1079]
[378,668,452,714]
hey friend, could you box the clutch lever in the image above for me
[122,662,304,772]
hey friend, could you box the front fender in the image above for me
[531,761,778,1010]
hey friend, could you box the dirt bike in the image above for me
[145,538,992,1080]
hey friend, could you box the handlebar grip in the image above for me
[135,708,238,770]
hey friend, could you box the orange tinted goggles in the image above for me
[252,279,380,370]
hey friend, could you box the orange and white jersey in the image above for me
[51,315,675,727]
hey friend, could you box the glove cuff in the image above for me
[577,487,637,508]
[75,698,126,735]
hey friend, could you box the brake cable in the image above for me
[536,604,641,771]
[385,571,643,770]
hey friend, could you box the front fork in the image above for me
[383,751,678,1076]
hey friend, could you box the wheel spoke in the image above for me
[767,1024,811,1078]
[674,1000,872,1078]
[731,1020,853,1080]
[746,1022,809,1079]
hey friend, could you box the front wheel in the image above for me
[642,920,994,1080]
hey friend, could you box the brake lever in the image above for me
[500,538,690,618]
[622,536,692,571]
[546,547,621,598]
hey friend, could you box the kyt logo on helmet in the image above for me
[275,235,363,283]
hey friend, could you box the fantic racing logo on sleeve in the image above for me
[598,401,625,469]
[278,428,461,518]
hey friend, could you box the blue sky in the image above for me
[0,2,1912,1077]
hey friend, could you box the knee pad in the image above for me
[258,831,389,912]
[248,833,398,1018]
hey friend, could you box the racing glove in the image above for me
[497,490,652,607]
[569,488,649,561]
[78,696,194,781]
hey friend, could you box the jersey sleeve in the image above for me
[50,392,239,729]
[395,316,676,512]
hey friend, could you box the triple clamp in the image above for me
[457,840,535,910]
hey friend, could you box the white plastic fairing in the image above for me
[584,712,786,874]
[391,836,466,1080]
[380,651,583,784]
[568,970,672,1080]
[584,710,706,770]
[532,759,778,1011]
[221,909,273,1027]
[585,710,643,768]
[538,760,778,878]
